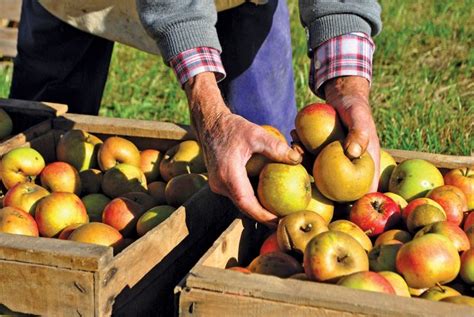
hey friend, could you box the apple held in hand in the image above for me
[40,161,82,195]
[427,185,468,226]
[388,159,444,202]
[349,192,401,237]
[444,167,474,210]
[396,233,460,289]
[98,136,141,171]
[35,192,89,238]
[3,182,49,215]
[56,129,102,172]
[0,147,45,189]
[294,103,345,155]
[0,206,39,237]
[257,163,311,217]
[337,271,396,295]
[313,141,374,202]
[304,230,369,282]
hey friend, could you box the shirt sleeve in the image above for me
[169,47,226,86]
[309,32,375,99]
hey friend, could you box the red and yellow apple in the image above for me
[0,147,45,189]
[337,271,396,295]
[427,185,468,226]
[414,221,470,252]
[102,197,145,237]
[444,167,474,210]
[98,136,141,171]
[159,140,206,182]
[68,222,123,248]
[139,149,163,183]
[3,182,49,215]
[0,206,39,237]
[40,161,82,195]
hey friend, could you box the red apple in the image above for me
[444,167,474,210]
[349,192,401,237]
[0,147,45,189]
[40,161,82,195]
[464,212,474,231]
[3,182,49,215]
[304,230,369,282]
[414,221,470,252]
[227,266,252,274]
[259,232,281,255]
[140,149,163,183]
[35,192,89,238]
[427,185,468,226]
[402,197,444,222]
[0,206,39,237]
[98,136,141,171]
[396,233,460,289]
[102,197,145,237]
[460,248,474,284]
[337,271,396,295]
[58,223,83,240]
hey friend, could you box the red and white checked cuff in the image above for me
[310,32,375,99]
[169,47,226,86]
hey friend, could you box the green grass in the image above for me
[0,0,472,155]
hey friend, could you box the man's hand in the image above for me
[324,76,380,192]
[184,72,302,227]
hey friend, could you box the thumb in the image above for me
[343,128,369,159]
[257,133,302,165]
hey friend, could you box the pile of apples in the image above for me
[0,129,208,252]
[234,103,474,307]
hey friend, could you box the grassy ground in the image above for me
[0,0,472,155]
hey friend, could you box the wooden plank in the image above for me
[0,98,68,117]
[0,27,17,57]
[0,232,113,271]
[181,265,474,317]
[55,114,195,141]
[0,118,52,153]
[0,0,21,21]
[0,260,95,316]
[386,148,474,169]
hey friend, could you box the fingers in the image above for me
[255,129,302,165]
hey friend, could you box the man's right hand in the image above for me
[184,72,302,228]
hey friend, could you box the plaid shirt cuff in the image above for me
[310,32,375,99]
[169,47,226,86]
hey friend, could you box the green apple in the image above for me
[81,193,111,222]
[440,295,474,307]
[136,205,176,237]
[420,285,461,301]
[388,159,444,202]
[379,149,397,192]
[56,129,103,172]
[0,108,13,139]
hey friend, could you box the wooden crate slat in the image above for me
[0,98,68,116]
[0,27,17,57]
[0,0,21,21]
[386,148,474,169]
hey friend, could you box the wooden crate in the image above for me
[0,0,21,58]
[176,151,474,317]
[0,113,238,316]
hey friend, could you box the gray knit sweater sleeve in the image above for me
[299,0,382,50]
[136,0,221,62]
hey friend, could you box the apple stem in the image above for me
[301,223,313,233]
[371,201,381,211]
[436,283,445,293]
[364,229,373,235]
[337,254,348,263]
[186,165,191,174]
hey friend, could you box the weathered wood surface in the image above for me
[386,148,474,169]
[0,26,17,57]
[0,0,21,57]
[0,98,68,116]
[0,0,21,21]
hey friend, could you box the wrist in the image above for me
[324,76,370,109]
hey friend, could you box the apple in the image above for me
[35,192,89,238]
[427,185,468,225]
[414,221,470,252]
[406,204,446,233]
[337,271,396,295]
[259,232,281,255]
[226,266,252,274]
[68,222,123,248]
[3,182,49,215]
[140,149,163,183]
[79,169,103,195]
[102,197,146,237]
[383,192,408,210]
[98,136,141,171]
[460,248,474,284]
[81,193,111,222]
[0,206,39,237]
[440,295,474,307]
[313,141,374,202]
[56,129,102,171]
[121,191,156,210]
[58,223,83,240]
[388,159,444,202]
[136,205,176,237]
[0,147,45,189]
[276,210,328,255]
[0,107,13,139]
[246,125,287,177]
[420,285,461,301]
[444,167,474,210]
[465,212,474,231]
[147,181,167,205]
[402,197,444,223]
[409,287,429,297]
[378,271,411,297]
[101,163,148,198]
[396,233,460,289]
[159,140,207,182]
[378,149,397,192]
[304,230,369,282]
[374,229,412,247]
[466,225,474,247]
[349,192,401,237]
[368,241,403,272]
[305,183,334,224]
[257,163,311,217]
[248,251,303,278]
[165,173,208,207]
[328,219,373,252]
[40,161,82,195]
[294,103,345,155]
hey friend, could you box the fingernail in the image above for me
[346,142,362,158]
[288,149,302,163]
